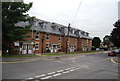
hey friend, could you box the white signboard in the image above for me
[14,42,20,46]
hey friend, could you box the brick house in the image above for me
[15,18,92,55]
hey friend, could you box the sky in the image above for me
[24,0,119,41]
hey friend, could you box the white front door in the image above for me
[51,46,54,53]
[28,45,33,54]
[22,44,27,54]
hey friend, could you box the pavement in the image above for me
[1,54,86,63]
[0,52,120,64]
[112,56,120,64]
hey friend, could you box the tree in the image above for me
[92,37,101,49]
[103,35,110,48]
[2,2,34,54]
[110,20,120,48]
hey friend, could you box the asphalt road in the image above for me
[2,53,119,80]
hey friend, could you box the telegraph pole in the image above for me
[66,23,70,53]
[41,35,44,54]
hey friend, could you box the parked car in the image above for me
[96,48,100,51]
[108,51,116,56]
[114,49,120,55]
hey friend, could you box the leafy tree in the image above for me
[103,35,110,48]
[92,37,101,48]
[110,20,120,48]
[2,2,34,54]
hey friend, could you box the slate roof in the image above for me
[16,18,92,39]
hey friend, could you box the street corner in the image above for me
[109,57,120,64]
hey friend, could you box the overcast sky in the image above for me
[24,0,119,41]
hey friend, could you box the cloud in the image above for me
[24,0,119,40]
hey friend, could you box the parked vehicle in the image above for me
[114,49,120,55]
[108,51,116,56]
[96,48,100,51]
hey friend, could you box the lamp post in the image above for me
[66,23,70,53]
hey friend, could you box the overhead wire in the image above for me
[71,0,83,26]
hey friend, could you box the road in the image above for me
[2,53,119,80]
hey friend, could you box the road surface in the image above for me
[2,53,119,80]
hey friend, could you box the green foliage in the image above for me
[2,2,34,54]
[92,37,101,48]
[110,20,120,47]
[103,35,110,48]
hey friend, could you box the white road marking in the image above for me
[53,73,62,77]
[48,72,56,75]
[26,78,33,79]
[40,76,52,80]
[65,68,71,70]
[70,69,74,72]
[35,74,46,78]
[75,68,79,70]
[57,70,64,72]
[62,71,70,74]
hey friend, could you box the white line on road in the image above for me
[57,70,64,72]
[65,68,71,70]
[53,73,62,77]
[62,71,70,74]
[70,69,76,71]
[26,78,33,80]
[34,74,46,78]
[70,69,74,72]
[40,76,52,80]
[75,68,79,70]
[48,72,56,75]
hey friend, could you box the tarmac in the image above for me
[0,52,120,64]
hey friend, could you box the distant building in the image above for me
[13,18,92,55]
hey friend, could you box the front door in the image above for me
[28,44,33,54]
[22,44,27,54]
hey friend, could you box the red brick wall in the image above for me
[20,31,92,54]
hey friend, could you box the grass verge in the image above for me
[2,54,41,57]
[2,51,100,57]
[44,51,99,56]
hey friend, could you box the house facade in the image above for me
[15,18,92,55]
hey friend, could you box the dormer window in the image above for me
[39,22,46,29]
[39,22,43,27]
[81,31,85,35]
[86,33,89,36]
[79,31,81,35]
[72,30,75,34]
[34,21,37,27]
[58,28,61,31]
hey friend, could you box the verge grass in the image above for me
[2,51,100,57]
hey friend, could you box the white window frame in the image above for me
[35,32,39,40]
[46,34,50,40]
[46,43,49,48]
[35,42,39,50]
[58,36,61,41]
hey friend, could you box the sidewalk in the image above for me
[1,52,102,63]
[112,56,120,63]
[1,54,85,63]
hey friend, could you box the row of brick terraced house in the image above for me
[14,18,92,55]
